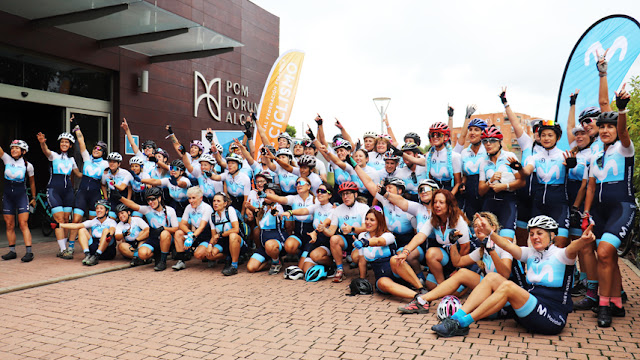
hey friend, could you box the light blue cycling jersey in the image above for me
[419,215,471,246]
[135,150,157,177]
[286,194,317,223]
[183,202,213,227]
[425,147,462,182]
[568,146,592,182]
[306,202,334,228]
[455,144,488,177]
[82,218,117,245]
[48,151,77,176]
[259,204,284,230]
[519,245,574,288]
[210,205,239,233]
[376,194,415,234]
[359,232,396,262]
[590,137,604,154]
[468,242,513,274]
[405,201,431,231]
[588,141,635,203]
[220,171,251,198]
[525,147,567,185]
[330,161,352,186]
[330,202,370,235]
[115,217,149,242]
[138,205,178,229]
[159,176,191,201]
[275,164,298,194]
[2,153,34,182]
[368,151,386,171]
[80,150,108,180]
[478,150,518,184]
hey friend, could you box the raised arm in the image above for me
[36,132,52,159]
[500,87,525,138]
[350,156,379,195]
[567,90,579,144]
[255,115,271,149]
[616,84,631,148]
[71,116,88,154]
[165,125,185,157]
[315,114,328,147]
[385,192,409,212]
[318,144,347,171]
[121,118,140,155]
[382,115,398,146]
[181,151,194,173]
[235,138,255,165]
[335,118,354,147]
[477,216,522,260]
[597,49,612,112]
[111,192,141,212]
[456,104,478,147]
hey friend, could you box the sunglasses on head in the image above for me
[541,119,556,126]
[316,188,330,195]
[372,205,383,213]
[429,132,444,139]
[481,138,500,144]
[296,180,308,186]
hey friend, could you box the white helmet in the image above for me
[278,132,292,145]
[298,154,317,168]
[58,132,75,144]
[275,148,294,159]
[129,157,144,166]
[199,153,217,165]
[215,143,223,153]
[107,152,123,162]
[437,295,462,321]
[363,131,378,139]
[527,215,559,233]
[284,266,304,280]
[10,140,28,153]
[418,178,439,191]
[571,124,587,136]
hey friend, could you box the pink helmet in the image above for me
[437,295,462,320]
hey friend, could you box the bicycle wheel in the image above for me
[618,215,638,257]
[39,208,54,237]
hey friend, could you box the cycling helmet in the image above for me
[332,134,344,145]
[579,106,601,123]
[284,266,304,280]
[265,182,281,195]
[305,264,327,282]
[418,178,440,191]
[156,148,169,160]
[129,157,144,166]
[596,111,618,126]
[429,122,451,136]
[401,142,421,154]
[10,140,28,153]
[527,215,559,233]
[298,154,317,168]
[530,119,543,132]
[385,177,405,190]
[277,132,292,145]
[377,134,392,141]
[404,132,421,146]
[348,278,374,296]
[302,139,316,149]
[116,203,131,213]
[199,153,217,165]
[571,124,587,136]
[481,126,504,140]
[94,141,108,151]
[468,118,488,131]
[106,152,123,162]
[363,131,378,140]
[95,199,112,212]
[338,181,359,194]
[437,295,462,321]
[141,140,157,149]
[537,121,562,139]
[382,150,400,161]
[225,153,243,169]
[275,149,294,159]
[145,186,163,200]
[190,140,204,153]
[58,132,75,144]
[229,142,239,151]
[333,138,352,151]
[254,171,273,183]
[170,159,186,172]
[214,143,223,154]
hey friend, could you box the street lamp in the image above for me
[373,97,391,134]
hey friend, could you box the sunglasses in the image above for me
[481,138,500,144]
[541,119,556,126]
[296,180,308,186]
[419,186,432,194]
[146,197,158,202]
[429,132,444,139]
[372,205,383,213]
[144,145,155,149]
[581,118,595,125]
[170,166,181,172]
[316,188,330,195]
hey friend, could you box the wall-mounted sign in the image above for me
[194,71,258,125]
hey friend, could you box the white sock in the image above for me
[417,296,427,305]
[57,239,67,251]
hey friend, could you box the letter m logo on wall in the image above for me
[194,71,221,121]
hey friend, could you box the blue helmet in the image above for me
[468,118,488,131]
[305,264,327,282]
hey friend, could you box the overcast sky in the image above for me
[251,1,640,141]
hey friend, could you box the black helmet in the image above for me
[579,106,601,123]
[332,134,343,144]
[95,199,111,212]
[141,140,157,150]
[145,186,163,200]
[596,111,618,126]
[347,278,374,296]
[170,159,186,172]
[401,142,421,154]
[116,203,131,213]
[403,132,421,146]
[265,182,281,195]
[255,171,273,183]
[537,121,562,139]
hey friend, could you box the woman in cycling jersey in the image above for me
[396,189,471,289]
[181,152,222,206]
[114,203,149,266]
[397,143,427,202]
[323,147,379,205]
[1,140,36,262]
[398,212,514,314]
[54,200,117,266]
[141,159,191,219]
[453,115,488,220]
[37,130,81,257]
[172,186,215,272]
[128,156,149,216]
[579,89,634,327]
[316,139,353,200]
[430,216,595,337]
[477,126,524,241]
[367,134,392,171]
[122,118,159,178]
[245,172,272,248]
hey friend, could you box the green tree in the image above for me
[621,76,640,199]
[286,124,296,138]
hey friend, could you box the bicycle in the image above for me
[28,191,55,237]
[617,198,640,257]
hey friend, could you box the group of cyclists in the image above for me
[0,53,635,335]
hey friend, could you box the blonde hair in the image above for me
[187,186,203,198]
[472,212,507,273]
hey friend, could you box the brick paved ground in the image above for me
[0,240,639,360]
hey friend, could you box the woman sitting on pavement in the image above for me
[171,186,214,271]
[114,203,149,266]
[53,200,117,266]
[206,192,244,276]
[397,212,514,314]
[430,215,595,337]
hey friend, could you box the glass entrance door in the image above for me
[65,108,111,189]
